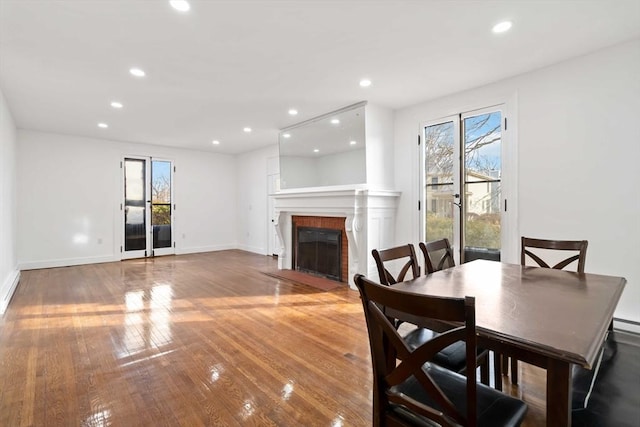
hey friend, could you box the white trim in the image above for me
[500,93,519,263]
[273,187,401,289]
[19,255,119,271]
[0,269,20,314]
[237,244,266,255]
[175,244,236,255]
[18,247,240,269]
[614,319,640,334]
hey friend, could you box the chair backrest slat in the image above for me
[521,236,588,273]
[420,238,455,274]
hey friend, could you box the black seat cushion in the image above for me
[391,362,528,427]
[404,328,485,372]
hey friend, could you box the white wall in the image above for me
[0,88,19,314]
[365,104,395,189]
[17,130,237,268]
[395,39,640,325]
[236,144,279,255]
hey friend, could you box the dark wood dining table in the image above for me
[390,259,626,427]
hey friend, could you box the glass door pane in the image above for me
[462,111,502,262]
[124,158,147,253]
[424,121,456,244]
[151,160,172,251]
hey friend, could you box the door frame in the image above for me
[267,172,280,256]
[418,98,518,263]
[150,157,175,257]
[121,156,175,259]
[121,156,151,259]
[266,155,280,257]
[419,114,462,264]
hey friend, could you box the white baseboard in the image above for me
[0,269,20,315]
[20,246,246,269]
[19,255,119,271]
[236,244,266,255]
[614,318,640,334]
[175,244,237,255]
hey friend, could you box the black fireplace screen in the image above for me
[295,227,342,281]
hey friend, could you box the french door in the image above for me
[122,157,174,259]
[421,106,504,264]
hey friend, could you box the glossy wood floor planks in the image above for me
[1,250,549,426]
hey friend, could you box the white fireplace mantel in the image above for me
[272,186,401,289]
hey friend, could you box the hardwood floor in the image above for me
[0,250,549,426]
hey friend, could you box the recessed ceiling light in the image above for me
[129,67,146,77]
[98,123,108,129]
[170,0,190,12]
[330,118,340,125]
[212,140,220,145]
[313,149,320,153]
[243,127,252,133]
[110,101,123,109]
[492,21,512,34]
[359,79,372,87]
[350,140,357,145]
[282,133,291,139]
[288,109,298,116]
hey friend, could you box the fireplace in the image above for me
[272,187,401,289]
[295,227,342,281]
[292,216,348,282]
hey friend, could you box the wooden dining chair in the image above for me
[354,274,528,427]
[371,243,420,286]
[371,244,422,332]
[504,236,590,385]
[371,244,491,386]
[419,238,499,389]
[419,238,455,274]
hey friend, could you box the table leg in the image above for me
[493,351,502,391]
[547,358,572,426]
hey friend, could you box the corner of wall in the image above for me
[0,86,19,315]
[365,104,395,190]
[0,268,19,315]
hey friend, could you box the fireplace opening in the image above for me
[295,226,342,281]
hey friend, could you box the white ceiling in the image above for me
[1,0,639,155]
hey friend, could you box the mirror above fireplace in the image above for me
[279,102,366,190]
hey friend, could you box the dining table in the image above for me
[390,259,626,427]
